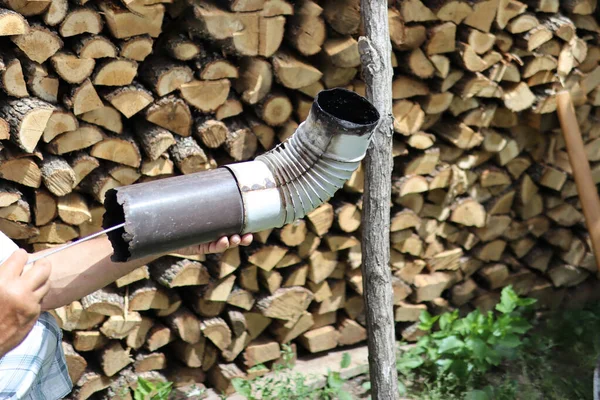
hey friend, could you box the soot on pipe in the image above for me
[103,88,380,262]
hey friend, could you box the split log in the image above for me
[145,95,192,137]
[169,136,211,174]
[271,50,322,89]
[62,344,89,398]
[118,35,154,62]
[128,280,170,311]
[298,325,339,353]
[72,35,118,59]
[97,341,133,377]
[92,58,138,87]
[0,53,28,98]
[115,265,149,288]
[43,109,77,143]
[80,104,122,134]
[100,312,143,339]
[43,0,68,27]
[59,6,103,37]
[134,120,175,161]
[73,331,109,352]
[98,0,163,39]
[101,82,153,118]
[179,79,230,112]
[223,118,258,161]
[252,89,292,126]
[63,79,103,116]
[255,287,314,321]
[11,23,63,63]
[284,0,326,56]
[150,256,210,288]
[50,52,95,84]
[21,59,58,103]
[233,57,272,105]
[193,52,239,81]
[0,97,54,153]
[40,155,76,196]
[58,193,91,225]
[90,133,142,168]
[47,123,103,155]
[140,56,193,96]
[165,33,202,61]
[243,336,280,367]
[323,0,360,34]
[0,8,27,35]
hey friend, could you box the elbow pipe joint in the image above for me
[103,88,380,262]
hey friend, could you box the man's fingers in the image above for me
[0,249,28,278]
[209,236,229,253]
[229,235,241,247]
[177,233,253,256]
[240,233,253,246]
[22,259,51,291]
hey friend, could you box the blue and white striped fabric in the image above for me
[0,232,72,399]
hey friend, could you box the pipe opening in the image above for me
[103,189,131,262]
[316,88,379,126]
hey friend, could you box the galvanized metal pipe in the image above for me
[103,88,380,262]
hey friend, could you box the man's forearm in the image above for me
[32,236,161,311]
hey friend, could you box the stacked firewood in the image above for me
[0,0,599,397]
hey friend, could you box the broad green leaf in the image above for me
[509,318,532,334]
[466,337,487,359]
[419,310,432,324]
[435,358,453,373]
[341,352,351,369]
[498,333,522,348]
[327,372,344,389]
[398,380,407,396]
[436,335,465,354]
[137,378,154,394]
[397,355,424,370]
[418,311,440,331]
[485,348,502,366]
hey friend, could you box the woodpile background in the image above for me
[0,0,599,397]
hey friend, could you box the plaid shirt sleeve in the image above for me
[0,232,73,400]
[0,312,73,400]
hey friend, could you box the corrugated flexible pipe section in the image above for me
[103,88,380,262]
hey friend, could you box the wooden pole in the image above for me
[358,1,399,399]
[556,90,600,276]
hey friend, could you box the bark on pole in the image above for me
[358,1,399,399]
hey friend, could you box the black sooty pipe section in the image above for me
[103,168,244,262]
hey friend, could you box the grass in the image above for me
[393,297,600,400]
[230,344,355,400]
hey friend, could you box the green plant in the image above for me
[231,344,314,400]
[231,345,353,400]
[185,384,207,399]
[320,353,353,400]
[133,377,173,400]
[397,286,537,385]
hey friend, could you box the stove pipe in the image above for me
[103,88,380,262]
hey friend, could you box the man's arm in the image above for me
[33,234,252,311]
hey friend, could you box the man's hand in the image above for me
[175,233,254,256]
[0,249,51,357]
